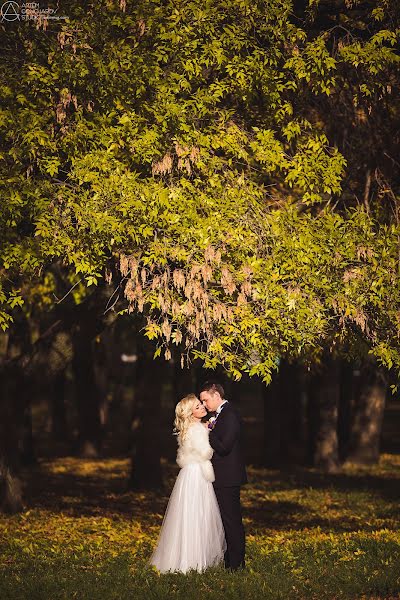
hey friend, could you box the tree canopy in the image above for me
[1,0,399,381]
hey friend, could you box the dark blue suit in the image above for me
[209,402,247,569]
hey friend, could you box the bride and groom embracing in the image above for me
[150,380,248,574]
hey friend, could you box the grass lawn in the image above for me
[1,453,400,599]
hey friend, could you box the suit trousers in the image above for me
[213,485,245,570]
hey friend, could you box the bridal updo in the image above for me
[173,393,198,442]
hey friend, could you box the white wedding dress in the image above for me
[149,421,226,573]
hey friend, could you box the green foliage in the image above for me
[0,0,399,377]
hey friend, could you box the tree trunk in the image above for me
[309,355,341,472]
[129,336,165,490]
[263,368,281,467]
[338,359,355,463]
[0,363,24,513]
[0,317,31,513]
[263,360,308,467]
[72,320,103,458]
[20,381,37,466]
[51,370,68,442]
[345,357,387,465]
[279,359,308,465]
[305,370,316,467]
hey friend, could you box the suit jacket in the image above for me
[208,402,248,487]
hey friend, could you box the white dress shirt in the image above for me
[216,400,228,415]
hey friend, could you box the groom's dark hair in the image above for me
[199,380,225,399]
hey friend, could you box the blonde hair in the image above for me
[173,393,198,443]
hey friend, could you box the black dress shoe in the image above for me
[228,562,246,572]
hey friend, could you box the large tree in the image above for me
[2,0,398,377]
[0,0,399,503]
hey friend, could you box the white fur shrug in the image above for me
[176,422,215,482]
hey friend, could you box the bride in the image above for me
[149,393,226,573]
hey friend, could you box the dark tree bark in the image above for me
[51,370,68,442]
[129,335,166,490]
[345,357,388,465]
[72,317,103,458]
[44,329,73,444]
[263,369,281,467]
[279,359,308,465]
[0,363,24,513]
[263,360,308,467]
[0,316,31,513]
[20,382,37,467]
[309,354,341,472]
[337,359,355,463]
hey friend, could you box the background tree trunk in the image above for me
[51,370,68,443]
[263,369,281,467]
[338,359,355,463]
[20,381,37,467]
[279,359,307,465]
[72,317,103,458]
[0,363,24,513]
[263,360,308,467]
[129,335,165,490]
[345,357,388,465]
[310,354,341,472]
[0,317,31,513]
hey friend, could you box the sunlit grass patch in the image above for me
[0,454,400,598]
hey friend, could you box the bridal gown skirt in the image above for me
[149,462,227,573]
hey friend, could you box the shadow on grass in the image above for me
[249,463,400,501]
[19,454,400,536]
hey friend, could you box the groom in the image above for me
[199,380,247,570]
